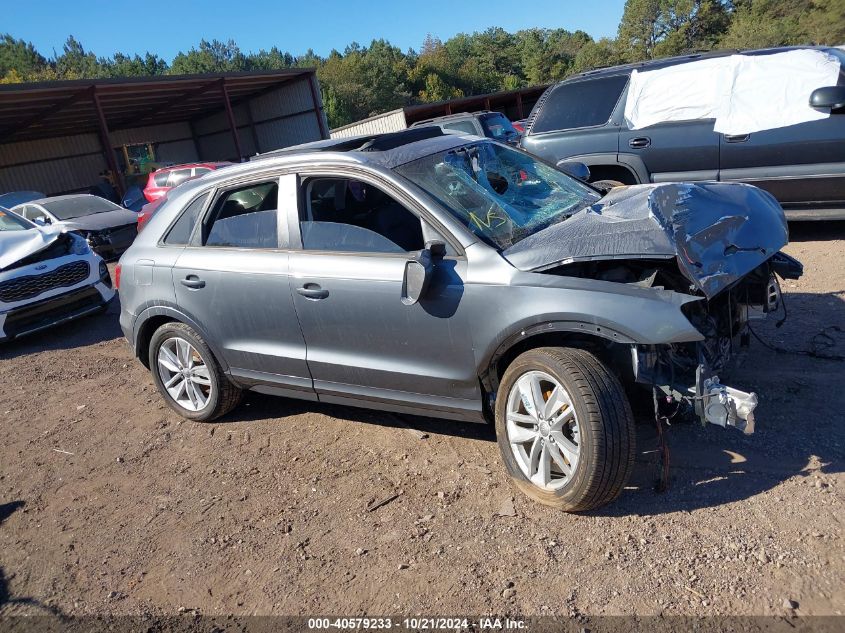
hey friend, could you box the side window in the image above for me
[300,177,425,254]
[442,120,478,135]
[164,193,209,245]
[153,171,169,187]
[532,75,629,133]
[204,181,278,249]
[193,167,212,177]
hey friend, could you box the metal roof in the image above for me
[0,68,317,144]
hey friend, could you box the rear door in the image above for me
[171,174,314,399]
[619,118,721,183]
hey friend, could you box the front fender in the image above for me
[469,276,703,382]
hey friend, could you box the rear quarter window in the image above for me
[163,193,209,245]
[531,74,629,133]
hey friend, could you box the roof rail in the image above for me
[358,126,444,151]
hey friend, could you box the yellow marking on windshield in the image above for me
[469,210,507,230]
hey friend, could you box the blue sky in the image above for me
[4,0,627,60]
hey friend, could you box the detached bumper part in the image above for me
[695,373,758,434]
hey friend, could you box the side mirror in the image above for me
[810,86,845,111]
[557,160,591,182]
[33,216,50,225]
[425,240,447,259]
[402,248,435,306]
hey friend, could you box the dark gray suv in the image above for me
[521,46,845,220]
[410,111,521,145]
[118,128,801,511]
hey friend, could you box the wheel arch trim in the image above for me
[133,304,230,372]
[479,320,636,392]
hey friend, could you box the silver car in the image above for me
[117,128,801,511]
[12,194,139,259]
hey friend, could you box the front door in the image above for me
[719,115,845,216]
[172,174,314,399]
[286,173,482,421]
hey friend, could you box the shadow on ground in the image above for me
[0,500,66,618]
[0,299,122,361]
[787,220,845,242]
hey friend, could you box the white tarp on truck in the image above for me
[624,49,841,135]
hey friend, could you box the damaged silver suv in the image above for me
[118,128,802,511]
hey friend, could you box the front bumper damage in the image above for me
[632,345,759,434]
[630,254,802,436]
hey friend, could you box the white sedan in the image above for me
[0,208,115,342]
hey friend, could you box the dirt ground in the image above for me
[0,223,843,620]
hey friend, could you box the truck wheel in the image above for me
[149,322,242,421]
[591,179,626,193]
[495,347,635,511]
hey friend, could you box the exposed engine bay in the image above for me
[545,250,804,434]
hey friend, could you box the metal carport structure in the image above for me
[0,69,328,196]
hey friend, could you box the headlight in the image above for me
[69,233,91,255]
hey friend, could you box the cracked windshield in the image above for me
[396,141,600,249]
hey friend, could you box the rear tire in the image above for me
[495,347,635,511]
[149,322,242,421]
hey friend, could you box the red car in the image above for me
[143,162,231,203]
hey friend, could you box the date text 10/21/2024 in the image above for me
[307,617,528,630]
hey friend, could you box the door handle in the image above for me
[628,136,651,149]
[180,275,205,289]
[296,283,329,300]
[725,134,750,143]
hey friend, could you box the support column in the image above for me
[188,119,202,161]
[516,93,524,119]
[306,73,328,139]
[245,102,261,154]
[92,88,124,197]
[221,80,244,161]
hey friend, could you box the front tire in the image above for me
[495,347,635,511]
[149,322,242,421]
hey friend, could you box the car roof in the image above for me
[563,45,840,81]
[152,162,231,174]
[410,111,497,126]
[23,194,112,206]
[171,128,480,198]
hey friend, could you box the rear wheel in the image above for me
[495,347,635,511]
[149,322,242,421]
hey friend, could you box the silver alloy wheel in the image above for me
[505,370,581,490]
[156,336,213,412]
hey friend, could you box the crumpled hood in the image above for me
[0,225,66,271]
[59,208,138,232]
[503,182,788,299]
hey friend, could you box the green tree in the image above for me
[617,0,732,60]
[55,35,102,79]
[170,39,247,74]
[0,34,48,79]
[721,0,845,47]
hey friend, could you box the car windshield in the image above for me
[394,141,601,249]
[0,209,35,231]
[41,196,122,220]
[481,113,519,142]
